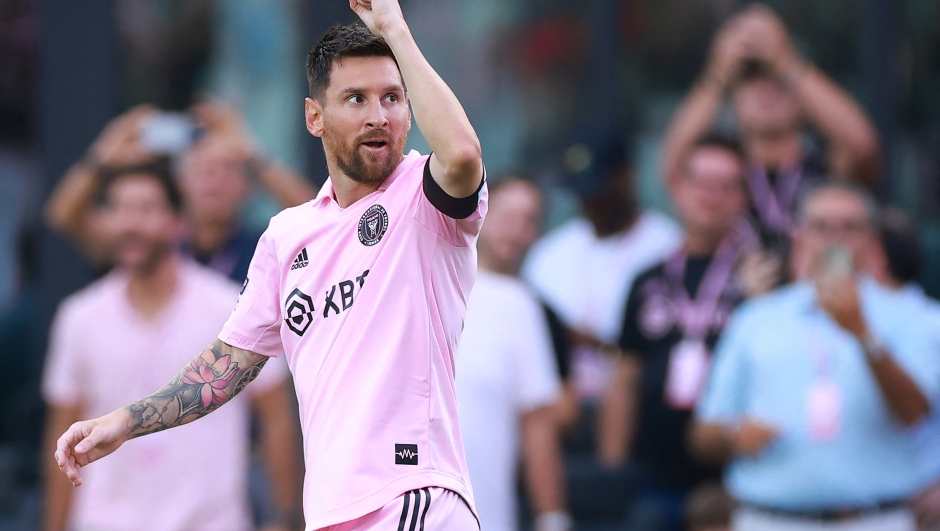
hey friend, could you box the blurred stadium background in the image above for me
[0,0,939,528]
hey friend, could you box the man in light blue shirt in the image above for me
[692,182,938,531]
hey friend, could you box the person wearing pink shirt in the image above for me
[54,1,487,530]
[41,158,301,531]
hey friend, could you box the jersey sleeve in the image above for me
[414,157,488,247]
[41,300,85,406]
[219,227,284,357]
[513,290,563,412]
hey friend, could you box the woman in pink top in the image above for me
[54,1,487,530]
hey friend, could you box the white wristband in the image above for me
[862,333,887,362]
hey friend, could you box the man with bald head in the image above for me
[692,183,937,531]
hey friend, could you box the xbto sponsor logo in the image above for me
[284,288,315,336]
[283,270,371,336]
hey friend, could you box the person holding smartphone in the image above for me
[661,5,881,288]
[44,101,318,280]
[691,182,935,531]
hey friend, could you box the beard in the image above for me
[324,128,407,186]
[113,233,174,275]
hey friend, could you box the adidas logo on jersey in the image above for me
[291,248,309,270]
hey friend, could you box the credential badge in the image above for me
[358,204,389,246]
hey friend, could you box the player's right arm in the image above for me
[54,339,269,487]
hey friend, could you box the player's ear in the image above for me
[404,93,412,134]
[305,97,325,138]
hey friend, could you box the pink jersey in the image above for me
[42,260,288,531]
[219,151,486,530]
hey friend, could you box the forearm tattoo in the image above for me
[124,339,268,439]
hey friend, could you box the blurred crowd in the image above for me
[1,2,939,531]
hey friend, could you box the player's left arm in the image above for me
[54,339,269,486]
[351,0,483,199]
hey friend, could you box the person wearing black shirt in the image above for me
[599,135,767,531]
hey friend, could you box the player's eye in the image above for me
[384,93,399,103]
[348,95,364,104]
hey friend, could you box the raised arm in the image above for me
[817,275,929,426]
[54,339,269,486]
[661,15,750,190]
[350,0,483,199]
[782,65,880,186]
[739,5,881,186]
[45,105,157,262]
[192,100,318,207]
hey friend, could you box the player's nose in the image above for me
[364,98,389,129]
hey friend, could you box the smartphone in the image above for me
[139,113,202,155]
[819,246,854,277]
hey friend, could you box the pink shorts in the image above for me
[320,488,478,531]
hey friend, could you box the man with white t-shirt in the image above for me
[457,178,570,531]
[54,1,487,530]
[523,128,682,400]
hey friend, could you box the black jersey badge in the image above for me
[358,204,389,246]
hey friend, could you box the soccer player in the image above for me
[53,0,487,529]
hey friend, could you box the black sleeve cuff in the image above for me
[422,158,484,220]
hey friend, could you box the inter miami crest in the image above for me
[284,288,315,336]
[358,204,388,246]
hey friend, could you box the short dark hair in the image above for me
[306,23,399,101]
[683,132,746,176]
[797,179,880,227]
[691,132,745,162]
[879,206,922,284]
[96,156,183,213]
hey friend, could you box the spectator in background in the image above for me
[523,126,682,407]
[866,207,940,531]
[44,101,317,281]
[41,159,301,531]
[598,135,762,531]
[661,4,880,283]
[692,183,935,531]
[457,177,570,531]
[176,102,316,281]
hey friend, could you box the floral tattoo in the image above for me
[124,339,268,439]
